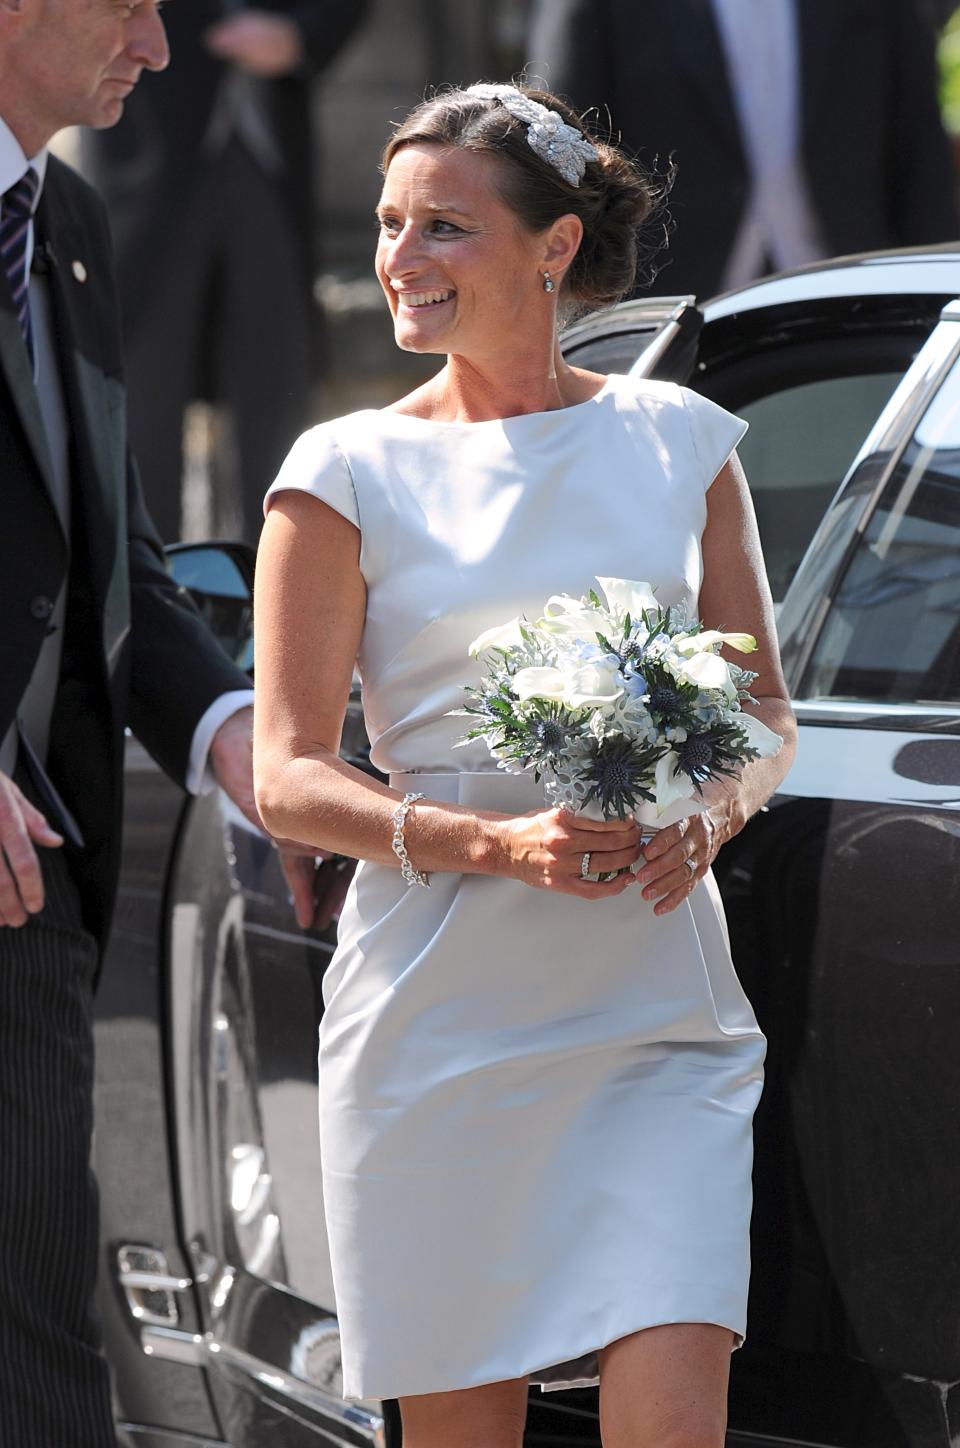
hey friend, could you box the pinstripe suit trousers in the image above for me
[0,835,115,1447]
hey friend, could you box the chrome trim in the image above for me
[703,252,960,322]
[120,1271,193,1293]
[117,1245,194,1328]
[141,1326,206,1367]
[627,316,692,379]
[208,1337,386,1446]
[794,699,960,730]
[139,1325,387,1446]
[561,294,695,349]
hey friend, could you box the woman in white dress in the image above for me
[253,84,797,1448]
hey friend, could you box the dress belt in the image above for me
[388,770,546,813]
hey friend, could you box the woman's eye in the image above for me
[431,220,462,235]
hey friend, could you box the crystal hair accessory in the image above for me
[465,84,599,187]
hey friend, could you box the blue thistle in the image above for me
[648,684,685,720]
[583,735,660,820]
[532,714,568,755]
[675,723,752,792]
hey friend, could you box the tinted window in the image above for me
[801,362,960,706]
[733,373,901,603]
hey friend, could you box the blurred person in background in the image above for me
[80,0,369,544]
[528,0,960,300]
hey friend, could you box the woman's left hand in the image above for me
[633,793,738,917]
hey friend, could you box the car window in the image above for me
[732,373,902,603]
[800,359,960,706]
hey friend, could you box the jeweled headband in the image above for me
[465,84,599,187]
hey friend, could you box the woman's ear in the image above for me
[541,212,584,284]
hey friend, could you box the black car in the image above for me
[98,246,960,1448]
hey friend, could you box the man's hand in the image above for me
[0,769,63,927]
[204,11,305,77]
[208,706,354,931]
[280,849,355,932]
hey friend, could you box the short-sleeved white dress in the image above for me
[265,374,766,1402]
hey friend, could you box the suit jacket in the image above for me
[529,0,960,300]
[78,0,369,337]
[0,156,251,946]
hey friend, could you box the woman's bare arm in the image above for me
[636,450,798,913]
[253,491,641,896]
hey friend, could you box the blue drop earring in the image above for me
[542,271,555,293]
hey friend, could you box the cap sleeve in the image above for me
[681,388,748,491]
[263,424,360,529]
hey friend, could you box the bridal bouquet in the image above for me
[454,577,782,828]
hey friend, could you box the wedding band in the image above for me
[683,856,697,879]
[580,852,592,879]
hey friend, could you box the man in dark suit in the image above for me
[529,0,960,300]
[0,2,327,1442]
[80,0,369,543]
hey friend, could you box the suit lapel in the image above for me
[0,264,59,513]
[667,0,744,157]
[37,186,121,615]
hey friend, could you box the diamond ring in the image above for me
[580,852,592,879]
[683,856,697,879]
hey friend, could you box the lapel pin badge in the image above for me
[71,259,88,284]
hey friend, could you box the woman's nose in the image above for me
[384,223,424,277]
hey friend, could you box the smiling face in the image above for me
[375,144,560,363]
[2,0,169,152]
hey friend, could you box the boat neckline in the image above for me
[376,374,619,428]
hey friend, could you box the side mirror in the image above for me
[166,541,255,673]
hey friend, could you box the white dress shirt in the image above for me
[0,116,253,793]
[709,0,827,288]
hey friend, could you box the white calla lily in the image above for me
[562,659,624,709]
[596,577,658,619]
[673,649,736,696]
[512,666,567,703]
[674,629,757,656]
[737,712,784,757]
[540,595,611,640]
[469,616,525,657]
[654,750,696,814]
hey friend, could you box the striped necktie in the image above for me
[1,167,40,364]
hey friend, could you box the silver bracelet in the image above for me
[391,792,430,888]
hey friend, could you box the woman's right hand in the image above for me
[495,807,641,898]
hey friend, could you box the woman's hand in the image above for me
[634,789,739,917]
[496,807,642,899]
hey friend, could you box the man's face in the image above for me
[14,0,168,142]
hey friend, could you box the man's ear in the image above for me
[541,213,584,287]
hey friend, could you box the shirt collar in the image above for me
[0,114,49,208]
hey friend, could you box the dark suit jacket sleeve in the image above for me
[887,0,959,243]
[283,0,371,74]
[125,449,252,789]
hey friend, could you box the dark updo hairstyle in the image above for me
[381,83,672,319]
